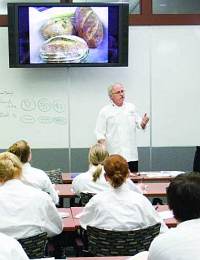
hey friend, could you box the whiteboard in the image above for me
[151,26,200,146]
[1,25,200,149]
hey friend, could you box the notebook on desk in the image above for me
[139,171,184,177]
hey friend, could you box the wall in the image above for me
[0,25,199,172]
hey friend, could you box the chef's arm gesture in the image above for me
[140,113,149,129]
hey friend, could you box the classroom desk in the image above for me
[130,173,173,183]
[62,172,174,184]
[70,205,177,228]
[156,205,177,228]
[55,184,75,198]
[57,208,76,231]
[56,182,169,198]
[68,257,127,260]
[142,182,169,197]
[62,173,76,184]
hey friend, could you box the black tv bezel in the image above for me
[7,2,129,68]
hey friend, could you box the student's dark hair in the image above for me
[167,172,200,222]
[104,154,129,188]
[8,140,31,163]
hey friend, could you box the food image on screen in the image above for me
[29,6,108,64]
[40,35,89,63]
[40,15,74,40]
[75,7,104,48]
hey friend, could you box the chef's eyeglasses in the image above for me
[112,90,125,95]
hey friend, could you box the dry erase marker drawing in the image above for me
[21,99,36,111]
[20,115,36,124]
[53,99,65,113]
[38,116,53,124]
[0,90,16,118]
[37,98,51,112]
[53,116,67,125]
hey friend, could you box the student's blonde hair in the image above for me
[89,144,109,182]
[0,152,22,183]
[8,140,31,163]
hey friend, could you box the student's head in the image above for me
[89,143,109,182]
[0,152,22,183]
[104,154,129,188]
[167,172,200,222]
[8,140,31,163]
[108,83,125,107]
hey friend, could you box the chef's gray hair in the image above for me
[108,84,114,98]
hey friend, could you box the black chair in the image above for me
[45,168,63,207]
[17,232,48,259]
[193,146,200,172]
[86,223,161,256]
[45,168,63,184]
[79,192,95,206]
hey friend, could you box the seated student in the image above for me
[0,232,29,260]
[8,140,59,204]
[80,154,167,232]
[148,172,200,260]
[72,144,142,195]
[0,152,63,239]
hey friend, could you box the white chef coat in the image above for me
[95,102,142,162]
[72,165,142,195]
[0,232,29,260]
[148,218,200,260]
[0,179,63,239]
[80,183,167,233]
[22,162,59,204]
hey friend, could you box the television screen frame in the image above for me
[8,2,129,68]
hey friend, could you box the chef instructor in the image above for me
[95,82,149,173]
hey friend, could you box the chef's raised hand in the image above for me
[141,113,149,129]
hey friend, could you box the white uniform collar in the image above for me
[1,179,22,187]
[23,162,31,169]
[110,100,125,108]
[110,182,130,192]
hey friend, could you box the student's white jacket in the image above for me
[148,218,200,260]
[80,183,168,233]
[0,232,29,260]
[0,179,62,239]
[72,165,142,195]
[22,162,59,204]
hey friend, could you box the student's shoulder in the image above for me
[91,189,110,202]
[150,227,177,248]
[27,184,51,199]
[73,171,91,183]
[30,166,50,180]
[31,166,46,174]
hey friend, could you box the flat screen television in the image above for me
[8,2,129,68]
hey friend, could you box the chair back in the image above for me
[17,232,47,259]
[193,146,200,172]
[80,192,95,206]
[87,223,161,256]
[45,168,63,184]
